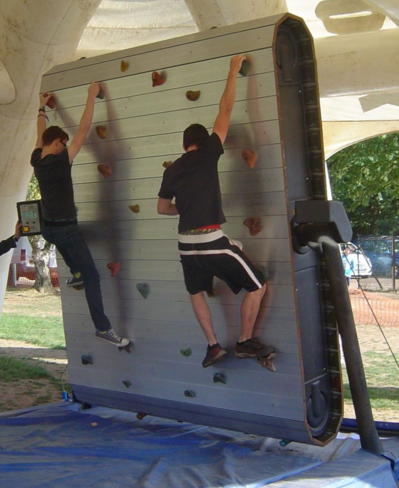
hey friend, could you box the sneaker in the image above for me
[235,338,272,358]
[66,272,84,287]
[202,343,227,368]
[95,329,129,347]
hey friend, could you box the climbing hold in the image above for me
[184,390,196,398]
[186,90,201,101]
[206,289,216,298]
[91,422,98,427]
[242,149,258,169]
[137,283,150,299]
[107,262,120,277]
[120,60,129,72]
[81,354,93,365]
[152,71,165,87]
[257,347,276,372]
[243,217,263,236]
[213,372,227,384]
[44,92,55,109]
[96,126,107,139]
[258,266,269,281]
[136,412,148,420]
[122,380,131,388]
[239,60,250,76]
[163,161,173,169]
[97,89,105,100]
[180,348,192,357]
[98,164,112,179]
[279,439,292,447]
[129,204,140,213]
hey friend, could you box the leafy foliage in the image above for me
[327,133,399,235]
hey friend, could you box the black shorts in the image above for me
[178,233,266,295]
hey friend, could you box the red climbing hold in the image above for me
[152,71,165,87]
[107,262,120,277]
[243,217,263,236]
[186,90,201,101]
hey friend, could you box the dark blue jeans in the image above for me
[42,223,111,332]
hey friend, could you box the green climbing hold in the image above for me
[122,380,131,388]
[137,283,150,299]
[180,348,192,357]
[259,266,269,281]
[213,372,226,384]
[239,60,250,76]
[184,390,196,398]
[81,354,93,365]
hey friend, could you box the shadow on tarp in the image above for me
[0,402,397,488]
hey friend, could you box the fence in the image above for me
[354,235,399,292]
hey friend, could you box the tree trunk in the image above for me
[29,236,57,294]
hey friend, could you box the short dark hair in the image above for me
[42,126,69,146]
[183,124,209,150]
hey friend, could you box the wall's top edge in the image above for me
[44,13,295,77]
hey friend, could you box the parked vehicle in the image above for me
[339,243,373,278]
[357,238,399,278]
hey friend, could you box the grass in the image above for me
[0,314,66,349]
[342,349,399,415]
[0,356,54,382]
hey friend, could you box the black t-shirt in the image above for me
[158,133,225,233]
[30,148,77,221]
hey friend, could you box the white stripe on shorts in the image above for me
[179,248,263,289]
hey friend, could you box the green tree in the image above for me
[26,174,57,294]
[327,133,399,235]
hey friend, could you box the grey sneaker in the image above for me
[95,329,129,347]
[66,272,84,287]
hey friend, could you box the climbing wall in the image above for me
[40,13,343,446]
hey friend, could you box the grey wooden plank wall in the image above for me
[41,16,306,422]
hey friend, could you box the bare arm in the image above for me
[213,54,246,144]
[157,198,179,216]
[34,93,52,149]
[67,82,100,163]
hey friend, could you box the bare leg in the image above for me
[190,292,218,345]
[239,283,267,342]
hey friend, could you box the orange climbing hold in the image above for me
[242,149,258,169]
[129,204,140,213]
[243,217,263,236]
[152,71,165,87]
[96,126,107,139]
[120,60,129,72]
[98,164,112,179]
[107,262,120,277]
[163,161,172,169]
[137,413,148,420]
[44,92,55,109]
[186,90,201,101]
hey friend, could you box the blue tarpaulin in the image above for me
[0,402,397,487]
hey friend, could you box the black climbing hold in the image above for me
[184,390,196,398]
[122,380,131,388]
[213,372,227,384]
[97,89,104,99]
[81,354,93,365]
[180,348,192,357]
